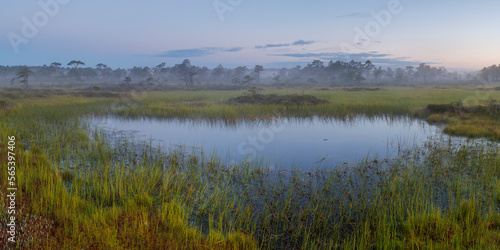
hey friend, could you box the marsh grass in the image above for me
[109,87,500,139]
[1,87,500,248]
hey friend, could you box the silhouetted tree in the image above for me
[130,66,150,82]
[96,63,107,70]
[122,76,132,85]
[154,62,167,84]
[327,60,343,83]
[95,63,108,79]
[50,62,61,76]
[416,63,431,83]
[405,66,415,82]
[373,67,384,83]
[212,64,225,80]
[242,75,255,84]
[385,67,394,82]
[395,68,405,82]
[68,60,85,69]
[233,66,248,79]
[184,71,197,87]
[17,66,32,89]
[254,65,264,84]
[363,60,375,80]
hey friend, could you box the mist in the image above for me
[2,59,497,90]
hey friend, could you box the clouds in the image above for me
[292,40,316,46]
[255,40,317,49]
[272,52,389,59]
[157,39,318,59]
[153,43,421,69]
[255,44,290,49]
[156,47,243,58]
[152,41,424,69]
[270,51,423,68]
[224,47,244,52]
[156,40,317,56]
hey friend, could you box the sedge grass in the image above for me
[103,87,500,139]
[1,86,500,248]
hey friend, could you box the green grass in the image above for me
[108,87,500,136]
[108,86,500,139]
[1,86,500,249]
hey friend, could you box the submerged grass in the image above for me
[1,86,500,249]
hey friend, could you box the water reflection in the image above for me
[86,115,450,170]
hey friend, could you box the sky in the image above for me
[1,0,499,71]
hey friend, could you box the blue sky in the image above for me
[1,0,499,71]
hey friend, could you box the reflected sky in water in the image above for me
[87,116,448,170]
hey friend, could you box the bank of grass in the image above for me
[109,86,500,139]
[112,87,500,134]
[441,115,500,140]
[0,98,256,248]
[421,104,500,140]
[1,86,500,248]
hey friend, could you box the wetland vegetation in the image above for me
[4,0,500,248]
[1,85,500,248]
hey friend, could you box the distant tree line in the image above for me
[0,59,492,88]
[481,64,500,82]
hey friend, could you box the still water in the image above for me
[87,116,450,170]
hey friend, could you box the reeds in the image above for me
[1,87,500,248]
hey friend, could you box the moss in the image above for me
[226,93,329,106]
